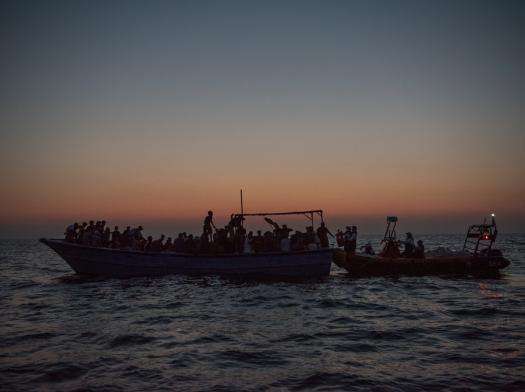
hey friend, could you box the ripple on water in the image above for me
[107,334,157,348]
[271,333,316,343]
[215,349,290,367]
[0,237,524,391]
[31,363,87,384]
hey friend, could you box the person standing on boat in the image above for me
[111,226,121,248]
[131,226,144,249]
[401,232,415,257]
[316,222,334,248]
[76,222,87,244]
[203,210,216,243]
[243,231,254,254]
[344,226,357,253]
[174,233,186,252]
[414,240,425,258]
[252,230,264,253]
[103,226,111,247]
[280,232,291,252]
[335,229,344,247]
[163,237,173,251]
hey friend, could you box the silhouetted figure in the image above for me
[77,222,87,244]
[263,231,274,252]
[174,233,185,253]
[90,228,101,246]
[317,222,333,248]
[203,211,216,243]
[361,242,375,255]
[344,226,357,253]
[335,229,344,247]
[244,231,254,254]
[111,226,121,248]
[185,234,196,254]
[100,220,107,234]
[305,226,319,250]
[401,232,415,257]
[103,227,111,247]
[131,226,144,249]
[414,240,425,259]
[122,226,132,247]
[290,230,304,251]
[65,222,78,242]
[144,236,154,252]
[280,234,291,252]
[252,231,264,253]
[164,237,173,251]
[151,235,165,252]
[233,225,245,253]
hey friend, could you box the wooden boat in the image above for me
[333,215,510,277]
[40,209,333,279]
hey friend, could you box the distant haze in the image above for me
[1,1,524,238]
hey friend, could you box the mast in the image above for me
[240,189,244,216]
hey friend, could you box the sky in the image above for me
[1,0,524,237]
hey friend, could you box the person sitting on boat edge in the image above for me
[401,232,415,257]
[64,222,78,242]
[414,240,425,259]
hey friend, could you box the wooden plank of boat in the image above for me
[40,239,333,279]
[332,249,510,277]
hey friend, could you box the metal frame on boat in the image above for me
[333,214,510,277]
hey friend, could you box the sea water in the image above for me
[1,235,524,390]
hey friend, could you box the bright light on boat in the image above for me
[491,213,495,217]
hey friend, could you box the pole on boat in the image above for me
[240,189,244,216]
[240,189,244,228]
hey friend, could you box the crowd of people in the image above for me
[63,213,424,258]
[64,211,341,254]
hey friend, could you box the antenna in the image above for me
[240,189,244,216]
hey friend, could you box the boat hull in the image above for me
[333,249,510,277]
[40,239,333,279]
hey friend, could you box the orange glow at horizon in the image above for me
[2,126,524,229]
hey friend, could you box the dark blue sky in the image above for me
[1,1,524,237]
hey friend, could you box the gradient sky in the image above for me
[1,0,524,237]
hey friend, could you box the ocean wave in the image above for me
[1,237,524,391]
[107,334,157,348]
